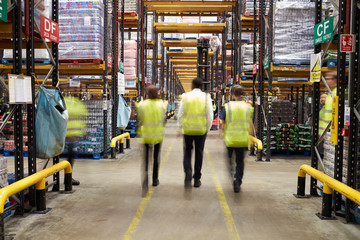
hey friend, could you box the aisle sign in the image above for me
[314,16,333,45]
[40,15,59,43]
[0,0,7,22]
[340,34,355,52]
[263,56,269,70]
[252,63,257,75]
[107,55,112,69]
[310,53,321,83]
[119,61,124,73]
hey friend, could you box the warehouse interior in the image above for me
[1,0,360,239]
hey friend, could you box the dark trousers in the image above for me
[144,143,161,180]
[67,142,75,167]
[227,147,246,185]
[183,134,207,180]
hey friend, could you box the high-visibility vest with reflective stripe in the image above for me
[224,101,252,147]
[181,91,209,136]
[136,99,167,144]
[64,96,88,137]
[319,88,336,136]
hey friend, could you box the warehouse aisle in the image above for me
[5,120,360,240]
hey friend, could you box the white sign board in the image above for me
[310,53,321,83]
[118,72,125,94]
[69,78,81,87]
[8,74,33,104]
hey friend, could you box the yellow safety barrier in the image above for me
[0,161,73,239]
[111,132,130,158]
[250,136,263,150]
[296,164,360,219]
[0,161,72,214]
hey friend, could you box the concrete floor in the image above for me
[4,120,360,240]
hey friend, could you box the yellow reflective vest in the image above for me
[181,91,210,136]
[224,101,253,147]
[319,88,337,136]
[64,96,88,137]
[136,99,167,144]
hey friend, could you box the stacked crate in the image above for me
[263,124,312,154]
[59,0,104,62]
[269,101,294,126]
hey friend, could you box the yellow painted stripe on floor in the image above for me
[122,139,175,240]
[206,148,241,240]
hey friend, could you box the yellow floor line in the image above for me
[206,148,241,240]
[122,139,175,240]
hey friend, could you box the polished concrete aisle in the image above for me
[5,120,360,240]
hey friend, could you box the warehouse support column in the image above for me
[26,0,36,208]
[310,0,322,197]
[51,0,60,192]
[102,0,109,158]
[345,0,359,222]
[13,0,24,214]
[334,0,347,214]
[265,0,274,162]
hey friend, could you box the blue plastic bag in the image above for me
[117,95,131,128]
[35,86,69,159]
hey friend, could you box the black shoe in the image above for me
[72,178,80,186]
[184,169,192,188]
[194,179,201,188]
[233,180,241,193]
[152,179,159,187]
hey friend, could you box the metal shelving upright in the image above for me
[345,0,360,223]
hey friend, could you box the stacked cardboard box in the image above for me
[123,40,137,88]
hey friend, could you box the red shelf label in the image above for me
[40,15,59,43]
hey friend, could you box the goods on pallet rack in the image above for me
[273,1,314,66]
[263,123,312,155]
[58,0,104,61]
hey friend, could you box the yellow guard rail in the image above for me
[0,161,73,239]
[296,164,360,219]
[111,132,130,158]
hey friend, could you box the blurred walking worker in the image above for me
[178,78,213,188]
[136,85,167,192]
[64,95,88,186]
[319,71,337,136]
[220,85,254,193]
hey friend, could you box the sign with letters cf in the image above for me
[0,0,7,22]
[314,17,333,45]
[40,15,59,43]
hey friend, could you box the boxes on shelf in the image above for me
[59,0,104,61]
[273,1,314,65]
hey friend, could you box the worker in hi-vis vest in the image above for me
[136,85,167,194]
[64,94,88,186]
[177,78,213,188]
[319,71,337,137]
[220,85,254,193]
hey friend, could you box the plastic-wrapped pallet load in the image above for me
[273,1,314,65]
[59,0,104,61]
[241,44,258,72]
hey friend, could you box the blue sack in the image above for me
[36,86,69,159]
[117,94,131,128]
